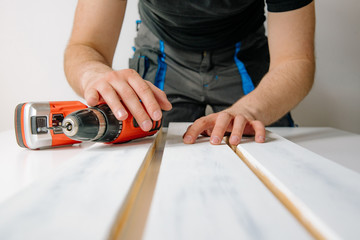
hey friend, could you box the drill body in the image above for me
[15,101,161,150]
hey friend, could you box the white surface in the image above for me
[143,123,311,240]
[1,127,359,205]
[0,130,92,204]
[269,127,360,173]
[236,131,360,239]
[0,134,155,240]
[0,0,139,131]
[0,126,359,239]
[292,0,360,133]
[1,0,360,134]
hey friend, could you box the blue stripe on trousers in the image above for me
[234,42,255,95]
[154,40,167,91]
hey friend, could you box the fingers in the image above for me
[146,81,172,111]
[83,69,171,132]
[84,88,100,107]
[228,115,247,145]
[250,120,266,143]
[182,111,266,145]
[97,82,128,120]
[126,75,163,121]
[183,115,216,144]
[209,112,232,145]
[110,73,156,131]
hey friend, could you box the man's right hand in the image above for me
[82,69,172,132]
[64,0,171,132]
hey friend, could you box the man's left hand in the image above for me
[182,108,266,145]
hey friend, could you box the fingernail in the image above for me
[116,110,128,119]
[210,136,221,144]
[141,120,152,131]
[183,135,193,144]
[153,110,162,120]
[258,135,265,142]
[230,136,240,144]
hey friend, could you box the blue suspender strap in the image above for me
[234,42,255,95]
[154,40,167,91]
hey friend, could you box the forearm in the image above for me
[235,58,315,125]
[237,2,315,126]
[184,2,315,145]
[64,0,127,98]
[64,44,113,97]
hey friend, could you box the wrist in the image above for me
[227,98,257,122]
[79,65,112,97]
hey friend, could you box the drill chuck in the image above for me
[62,104,122,143]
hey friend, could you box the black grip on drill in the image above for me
[93,104,121,142]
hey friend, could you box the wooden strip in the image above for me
[0,136,157,240]
[108,129,166,240]
[268,127,360,173]
[231,130,360,239]
[143,123,311,240]
[228,140,326,239]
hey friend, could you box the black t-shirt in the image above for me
[139,0,313,51]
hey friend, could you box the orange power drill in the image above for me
[15,101,161,150]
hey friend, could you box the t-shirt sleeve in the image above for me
[266,0,313,12]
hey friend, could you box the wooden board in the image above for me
[0,136,157,240]
[143,123,311,240]
[268,127,360,173]
[233,130,360,239]
[0,130,94,205]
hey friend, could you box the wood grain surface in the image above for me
[143,123,311,240]
[0,136,156,240]
[233,130,360,239]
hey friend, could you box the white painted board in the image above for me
[0,136,155,240]
[143,123,311,240]
[0,130,94,204]
[268,127,360,173]
[236,131,360,239]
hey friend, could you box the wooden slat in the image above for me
[143,123,311,240]
[108,129,166,240]
[232,130,360,239]
[0,136,157,240]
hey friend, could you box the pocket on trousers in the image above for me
[128,49,159,84]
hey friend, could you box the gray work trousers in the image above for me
[129,24,294,127]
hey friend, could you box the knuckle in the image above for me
[195,116,208,126]
[132,108,148,120]
[235,114,246,122]
[123,69,139,77]
[105,71,119,81]
[98,84,113,94]
[119,86,135,98]
[158,90,167,98]
[221,111,233,118]
[136,83,152,96]
[144,80,152,85]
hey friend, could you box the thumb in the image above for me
[84,88,99,106]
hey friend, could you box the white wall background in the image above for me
[1,0,359,133]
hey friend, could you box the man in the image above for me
[64,0,315,145]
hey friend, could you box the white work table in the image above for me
[0,125,359,239]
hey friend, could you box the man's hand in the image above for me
[82,69,172,132]
[183,106,266,145]
[64,0,172,132]
[183,2,315,145]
